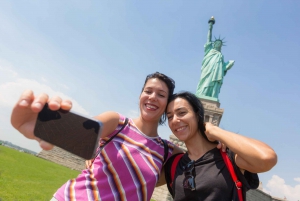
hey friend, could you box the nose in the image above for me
[172,115,180,124]
[149,92,157,101]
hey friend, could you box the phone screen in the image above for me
[34,103,102,160]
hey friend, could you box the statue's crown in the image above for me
[213,36,226,46]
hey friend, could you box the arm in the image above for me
[93,111,120,138]
[156,145,184,186]
[156,168,166,187]
[205,123,277,173]
[207,22,213,43]
[11,90,119,150]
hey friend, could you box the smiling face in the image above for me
[166,97,199,142]
[139,78,169,124]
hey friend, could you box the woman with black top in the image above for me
[164,91,277,201]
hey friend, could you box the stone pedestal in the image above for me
[200,98,224,126]
[37,146,85,171]
[151,185,173,201]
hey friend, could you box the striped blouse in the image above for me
[54,114,174,201]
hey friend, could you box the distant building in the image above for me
[0,139,37,155]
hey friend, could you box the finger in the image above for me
[39,140,54,150]
[31,93,49,113]
[203,122,207,131]
[17,90,35,108]
[60,99,72,111]
[222,143,226,152]
[35,136,54,150]
[48,96,63,110]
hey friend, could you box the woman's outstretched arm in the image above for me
[11,90,119,150]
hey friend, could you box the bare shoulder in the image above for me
[172,145,185,155]
[94,111,120,138]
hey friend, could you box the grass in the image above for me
[0,146,160,201]
[0,145,80,201]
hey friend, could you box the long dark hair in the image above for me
[141,72,175,125]
[166,91,213,143]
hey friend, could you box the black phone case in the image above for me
[34,104,102,160]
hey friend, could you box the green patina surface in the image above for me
[196,16,234,102]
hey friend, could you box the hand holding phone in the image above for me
[34,103,102,160]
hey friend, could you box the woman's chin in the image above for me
[141,113,160,122]
[174,135,187,142]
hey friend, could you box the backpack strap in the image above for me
[170,153,184,188]
[162,139,169,164]
[220,149,243,201]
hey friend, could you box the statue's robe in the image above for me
[196,42,234,99]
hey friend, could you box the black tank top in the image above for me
[165,148,259,201]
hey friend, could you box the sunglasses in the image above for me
[183,160,196,191]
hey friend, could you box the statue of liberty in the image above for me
[196,16,234,101]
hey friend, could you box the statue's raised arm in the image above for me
[207,16,215,43]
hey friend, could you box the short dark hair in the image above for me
[142,72,175,125]
[166,91,213,143]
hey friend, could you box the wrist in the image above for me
[208,126,222,140]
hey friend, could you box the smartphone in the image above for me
[34,103,102,160]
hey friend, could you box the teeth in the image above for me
[176,126,185,131]
[146,104,157,109]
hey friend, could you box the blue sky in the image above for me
[0,1,299,200]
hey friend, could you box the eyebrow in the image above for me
[167,107,185,115]
[144,87,167,94]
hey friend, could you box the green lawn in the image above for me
[0,145,80,201]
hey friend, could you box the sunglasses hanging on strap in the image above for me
[89,118,129,166]
[169,149,243,201]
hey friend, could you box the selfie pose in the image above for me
[164,91,277,201]
[11,72,182,201]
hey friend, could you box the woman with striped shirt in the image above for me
[11,72,182,201]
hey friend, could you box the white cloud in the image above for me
[263,175,300,201]
[0,62,91,152]
[59,83,70,90]
[40,77,48,82]
[0,64,89,115]
[0,61,18,80]
[294,178,300,183]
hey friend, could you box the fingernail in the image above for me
[19,100,28,106]
[33,102,42,108]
